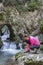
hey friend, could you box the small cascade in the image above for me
[1,34,22,54]
[1,41,22,54]
[0,25,23,54]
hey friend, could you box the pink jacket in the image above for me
[30,36,40,46]
[26,36,40,52]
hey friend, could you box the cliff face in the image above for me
[1,7,42,41]
[0,1,43,42]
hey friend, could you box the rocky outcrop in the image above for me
[4,7,41,41]
[15,53,43,65]
[5,52,43,65]
[0,2,43,42]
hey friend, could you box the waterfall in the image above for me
[1,35,22,54]
[0,25,23,54]
[1,42,21,54]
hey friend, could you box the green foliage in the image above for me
[27,1,41,11]
[0,13,4,21]
[15,0,41,12]
[40,20,43,33]
[3,0,41,12]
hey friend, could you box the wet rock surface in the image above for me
[4,59,18,65]
[4,53,43,65]
[15,53,43,65]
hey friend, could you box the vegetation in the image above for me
[15,0,41,12]
[24,60,43,65]
[0,13,4,21]
[3,0,41,12]
[40,20,43,33]
[27,1,40,11]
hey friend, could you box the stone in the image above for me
[15,53,43,65]
[0,3,4,13]
[0,38,3,48]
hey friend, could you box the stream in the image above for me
[0,33,22,65]
[0,29,43,65]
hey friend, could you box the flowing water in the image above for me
[0,33,22,64]
[0,52,12,65]
[0,29,43,65]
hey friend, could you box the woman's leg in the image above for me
[34,48,38,53]
[30,45,40,53]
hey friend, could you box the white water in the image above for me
[1,34,22,55]
[1,41,22,54]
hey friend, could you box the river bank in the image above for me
[2,53,43,65]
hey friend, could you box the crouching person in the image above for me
[23,35,40,53]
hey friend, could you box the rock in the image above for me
[38,34,43,43]
[0,38,3,48]
[5,59,17,65]
[40,0,43,5]
[15,53,43,65]
[0,3,4,13]
[0,4,43,42]
[31,28,40,36]
[24,61,43,65]
[4,52,43,65]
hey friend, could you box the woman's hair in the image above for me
[24,40,31,45]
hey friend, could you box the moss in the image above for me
[24,60,43,65]
[27,1,41,11]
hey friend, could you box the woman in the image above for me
[24,35,40,53]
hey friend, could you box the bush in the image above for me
[40,20,43,33]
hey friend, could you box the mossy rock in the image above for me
[24,61,43,65]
